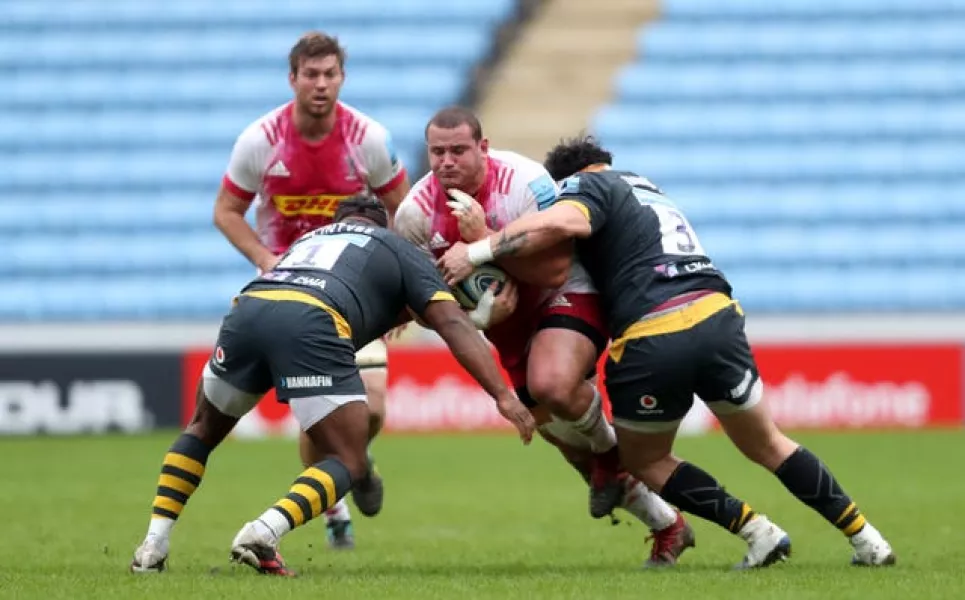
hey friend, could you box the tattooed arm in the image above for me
[437,202,592,285]
[484,202,592,260]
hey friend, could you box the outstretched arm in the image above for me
[437,203,591,285]
[420,300,535,444]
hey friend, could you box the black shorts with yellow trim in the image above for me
[210,290,365,402]
[604,292,762,432]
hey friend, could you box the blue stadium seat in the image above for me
[0,0,515,27]
[615,61,965,102]
[610,142,965,181]
[640,22,965,60]
[0,0,510,319]
[6,68,462,111]
[0,28,491,68]
[595,102,965,142]
[595,1,965,310]
[659,0,965,19]
[671,182,965,224]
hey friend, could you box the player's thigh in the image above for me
[605,330,697,437]
[201,297,274,419]
[266,301,367,429]
[691,305,767,421]
[356,339,388,415]
[526,293,608,398]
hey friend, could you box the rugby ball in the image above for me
[451,263,508,309]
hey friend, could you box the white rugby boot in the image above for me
[735,515,792,569]
[850,523,896,566]
[130,535,168,573]
[230,520,295,576]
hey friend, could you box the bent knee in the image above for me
[527,368,583,411]
[341,453,370,482]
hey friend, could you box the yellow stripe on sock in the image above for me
[304,467,337,510]
[158,473,198,496]
[290,484,323,519]
[275,498,306,527]
[164,452,205,478]
[153,496,184,516]
[835,502,857,525]
[843,514,867,537]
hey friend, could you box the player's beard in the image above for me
[303,99,334,120]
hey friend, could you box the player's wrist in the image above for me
[467,238,494,266]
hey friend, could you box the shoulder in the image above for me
[398,172,437,218]
[236,102,291,150]
[491,149,557,196]
[559,169,614,196]
[337,102,386,147]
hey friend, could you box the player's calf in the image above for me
[233,398,368,573]
[130,385,236,573]
[719,402,896,566]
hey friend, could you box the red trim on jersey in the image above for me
[373,168,408,196]
[413,187,433,216]
[355,122,369,146]
[341,108,367,146]
[501,167,515,195]
[261,105,287,146]
[221,175,257,201]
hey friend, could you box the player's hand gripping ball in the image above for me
[450,263,509,310]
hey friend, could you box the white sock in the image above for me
[146,516,175,542]
[621,477,677,531]
[324,497,352,523]
[257,508,291,540]
[568,388,617,453]
[850,521,880,543]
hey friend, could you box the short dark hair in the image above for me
[334,195,388,228]
[425,106,483,141]
[543,134,613,182]
[289,32,346,75]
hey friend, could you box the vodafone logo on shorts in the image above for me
[639,395,658,410]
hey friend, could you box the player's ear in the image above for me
[479,138,489,154]
[288,71,297,91]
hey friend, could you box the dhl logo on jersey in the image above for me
[272,194,350,217]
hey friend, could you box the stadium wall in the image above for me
[1,316,963,436]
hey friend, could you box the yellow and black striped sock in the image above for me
[775,447,867,537]
[151,433,211,522]
[269,458,353,532]
[660,462,757,534]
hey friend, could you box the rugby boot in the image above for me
[352,454,384,517]
[130,535,168,573]
[643,510,696,568]
[734,515,792,569]
[326,518,356,550]
[850,523,896,566]
[230,520,295,576]
[588,445,624,518]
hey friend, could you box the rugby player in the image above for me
[438,135,896,568]
[213,32,410,548]
[131,196,535,576]
[395,109,694,566]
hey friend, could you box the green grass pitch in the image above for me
[0,430,962,599]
